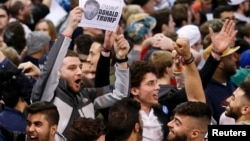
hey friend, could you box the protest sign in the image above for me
[45,0,67,27]
[79,0,124,31]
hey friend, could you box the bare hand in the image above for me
[114,34,130,59]
[153,33,174,51]
[64,6,83,34]
[103,28,118,50]
[172,50,182,70]
[209,19,237,53]
[18,61,41,80]
[174,38,191,60]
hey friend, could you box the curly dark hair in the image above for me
[108,97,141,140]
[66,117,107,141]
[130,60,157,88]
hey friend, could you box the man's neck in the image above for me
[157,75,171,85]
[125,132,141,141]
[213,68,229,83]
[140,102,152,114]
[133,97,152,113]
[0,29,5,37]
[236,116,250,124]
[14,98,27,113]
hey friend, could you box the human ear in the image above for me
[130,87,139,96]
[134,122,140,133]
[190,129,200,139]
[50,125,58,136]
[242,106,250,114]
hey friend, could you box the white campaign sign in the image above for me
[79,0,124,31]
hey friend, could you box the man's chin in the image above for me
[69,87,81,94]
[167,135,174,141]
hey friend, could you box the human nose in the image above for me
[225,96,231,103]
[27,124,35,132]
[77,67,82,75]
[86,55,91,62]
[155,83,160,90]
[167,120,174,128]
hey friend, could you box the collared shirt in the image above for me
[140,109,164,141]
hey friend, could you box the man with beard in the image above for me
[224,80,250,124]
[129,18,237,139]
[8,0,32,37]
[129,37,206,141]
[203,44,240,124]
[167,101,212,141]
[9,0,50,31]
[228,0,250,28]
[31,6,130,136]
[26,101,66,141]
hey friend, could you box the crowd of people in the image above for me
[0,0,250,141]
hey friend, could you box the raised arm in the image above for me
[91,34,130,109]
[174,38,206,103]
[94,29,117,87]
[200,19,238,89]
[31,7,83,102]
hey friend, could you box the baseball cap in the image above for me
[176,24,201,47]
[228,0,246,5]
[126,16,156,42]
[240,49,250,68]
[127,13,150,26]
[203,44,240,60]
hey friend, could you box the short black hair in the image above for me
[239,81,250,102]
[150,8,171,35]
[26,101,59,126]
[108,97,141,140]
[67,117,107,141]
[74,34,93,55]
[213,5,233,19]
[172,101,212,120]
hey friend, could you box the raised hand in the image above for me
[114,34,130,59]
[64,6,83,35]
[209,19,237,53]
[172,50,182,71]
[174,38,192,60]
[103,27,118,51]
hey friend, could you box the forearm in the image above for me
[174,72,185,89]
[31,34,71,102]
[184,57,206,103]
[95,53,111,87]
[199,54,220,89]
[93,65,130,109]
